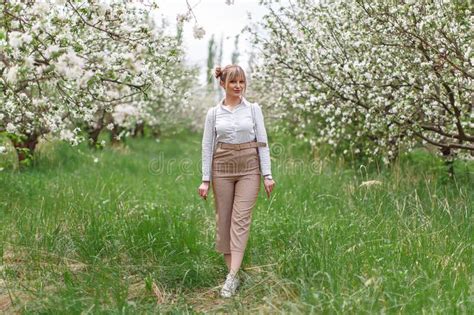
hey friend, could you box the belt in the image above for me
[217,141,267,151]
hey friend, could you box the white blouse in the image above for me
[201,97,272,181]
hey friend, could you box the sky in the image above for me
[152,0,281,82]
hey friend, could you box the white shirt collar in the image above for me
[217,96,250,107]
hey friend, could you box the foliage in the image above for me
[0,133,471,313]
[0,0,194,157]
[248,0,473,163]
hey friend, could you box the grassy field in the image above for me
[0,130,472,313]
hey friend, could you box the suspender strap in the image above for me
[251,103,257,139]
[251,103,267,147]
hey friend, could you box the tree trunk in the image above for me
[11,133,39,164]
[131,122,145,138]
[440,147,455,177]
[110,124,122,145]
[88,127,102,148]
[151,126,161,139]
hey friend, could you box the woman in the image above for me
[198,64,275,298]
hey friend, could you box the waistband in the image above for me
[217,140,267,151]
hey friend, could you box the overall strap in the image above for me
[213,105,218,134]
[251,103,266,147]
[212,107,217,132]
[251,103,258,141]
[212,105,218,153]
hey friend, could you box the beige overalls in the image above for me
[211,140,266,254]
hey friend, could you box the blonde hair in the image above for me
[214,64,247,94]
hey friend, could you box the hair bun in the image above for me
[214,66,222,79]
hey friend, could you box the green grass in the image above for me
[0,130,472,313]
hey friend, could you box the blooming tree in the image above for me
[248,0,473,164]
[1,0,193,162]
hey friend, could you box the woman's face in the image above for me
[221,76,245,98]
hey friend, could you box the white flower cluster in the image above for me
[192,25,206,40]
[249,0,473,162]
[1,0,195,154]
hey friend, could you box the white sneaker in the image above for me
[220,273,240,298]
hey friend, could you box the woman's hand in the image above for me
[263,178,275,199]
[198,181,210,200]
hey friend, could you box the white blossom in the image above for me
[8,31,23,48]
[193,24,206,39]
[6,123,16,133]
[250,0,472,161]
[0,0,194,158]
[60,129,75,141]
[5,66,19,83]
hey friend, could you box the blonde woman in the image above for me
[198,64,275,298]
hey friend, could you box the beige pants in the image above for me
[212,143,261,254]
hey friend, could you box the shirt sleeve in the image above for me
[201,107,214,181]
[254,103,272,177]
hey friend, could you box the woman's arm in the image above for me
[254,103,272,177]
[201,108,214,181]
